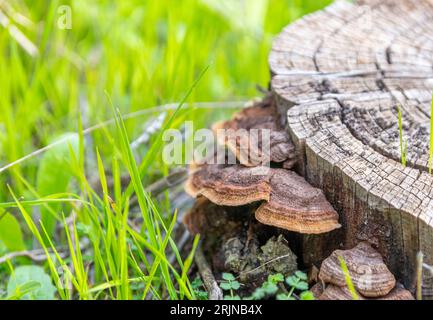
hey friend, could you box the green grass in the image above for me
[0,0,331,300]
[338,256,359,300]
[429,95,433,174]
[397,105,407,168]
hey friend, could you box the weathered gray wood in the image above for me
[271,0,433,297]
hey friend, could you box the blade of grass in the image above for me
[116,64,210,204]
[338,255,359,300]
[7,185,69,300]
[397,104,407,167]
[429,95,433,174]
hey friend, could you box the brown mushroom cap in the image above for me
[311,282,414,300]
[212,99,296,167]
[184,164,271,206]
[185,164,340,234]
[377,286,414,300]
[317,284,365,300]
[318,242,396,297]
[255,169,341,234]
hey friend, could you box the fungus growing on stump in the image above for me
[185,164,340,234]
[319,242,396,297]
[184,164,271,206]
[183,97,341,298]
[182,0,432,299]
[312,283,414,301]
[212,97,297,168]
[313,284,364,301]
[184,97,340,234]
[312,242,414,300]
[255,169,341,234]
[377,286,415,301]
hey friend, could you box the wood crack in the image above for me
[271,0,433,297]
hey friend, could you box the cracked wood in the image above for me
[271,0,433,298]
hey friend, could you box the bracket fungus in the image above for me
[212,97,296,168]
[183,97,342,298]
[255,169,341,234]
[314,242,414,300]
[312,284,365,301]
[313,282,414,301]
[377,286,415,301]
[184,164,271,206]
[180,0,432,299]
[319,242,396,297]
[185,163,340,234]
[184,97,340,240]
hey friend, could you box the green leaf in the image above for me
[294,281,309,291]
[36,133,79,237]
[192,277,208,300]
[0,211,25,251]
[250,287,266,300]
[230,281,240,290]
[276,293,290,300]
[262,281,278,295]
[222,272,235,281]
[268,273,284,284]
[196,291,208,300]
[295,271,308,281]
[7,266,57,300]
[220,282,232,291]
[276,293,287,300]
[7,281,41,300]
[285,275,298,287]
[191,277,204,289]
[300,291,315,300]
[19,281,41,292]
[224,295,241,300]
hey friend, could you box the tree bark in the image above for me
[270,0,433,298]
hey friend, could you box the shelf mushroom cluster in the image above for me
[211,97,298,168]
[184,98,341,235]
[183,98,414,300]
[312,242,414,300]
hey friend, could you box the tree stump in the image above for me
[270,0,433,298]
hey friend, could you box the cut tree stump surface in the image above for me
[270,0,433,297]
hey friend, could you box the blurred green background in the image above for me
[0,0,331,198]
[0,0,333,299]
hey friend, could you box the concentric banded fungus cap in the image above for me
[255,169,341,234]
[377,286,414,300]
[319,242,396,297]
[316,284,365,300]
[185,164,340,234]
[312,283,414,300]
[212,99,296,167]
[184,164,271,206]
